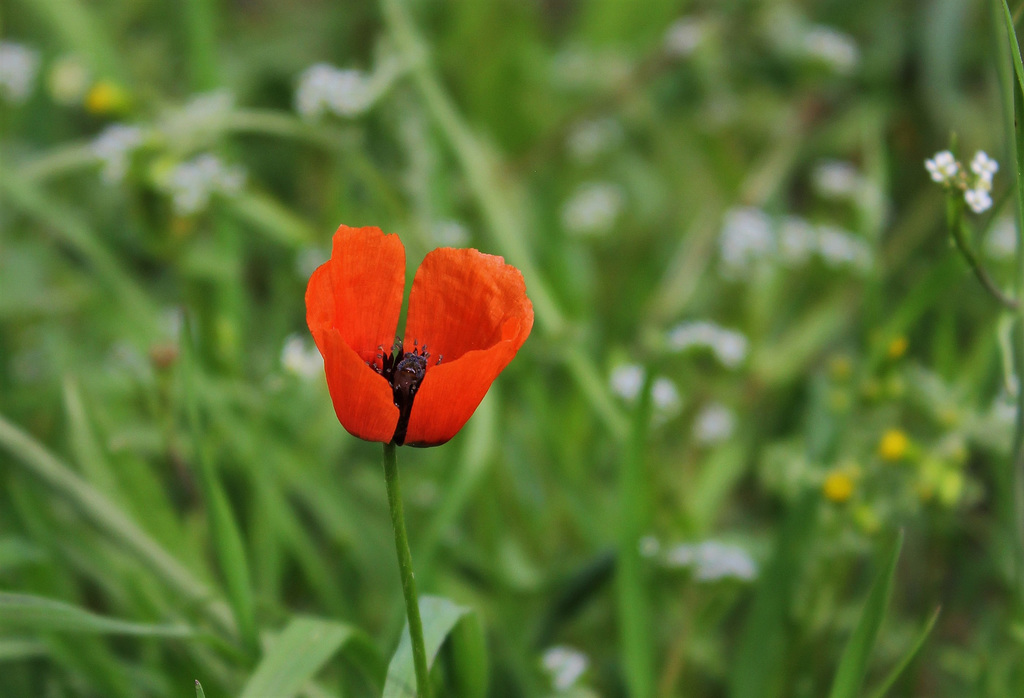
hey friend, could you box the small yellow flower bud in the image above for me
[85,80,130,115]
[878,429,909,461]
[887,336,908,359]
[823,470,854,503]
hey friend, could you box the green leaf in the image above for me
[0,592,193,637]
[383,596,486,698]
[828,530,904,698]
[239,616,383,698]
[195,680,206,698]
[867,606,941,698]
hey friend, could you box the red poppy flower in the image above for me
[306,224,534,447]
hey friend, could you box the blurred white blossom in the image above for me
[925,150,958,184]
[566,117,623,163]
[664,540,757,581]
[551,47,631,91]
[639,535,661,558]
[803,26,859,73]
[542,646,589,692]
[664,17,707,57]
[965,188,993,215]
[817,225,872,270]
[48,54,91,105]
[164,154,246,215]
[652,377,682,414]
[970,150,998,186]
[0,41,40,103]
[296,64,374,118]
[92,124,146,183]
[719,207,775,274]
[985,216,1017,260]
[812,160,862,199]
[610,364,644,401]
[778,216,817,265]
[561,182,624,236]
[693,402,736,444]
[667,321,748,368]
[281,334,323,379]
[432,219,471,247]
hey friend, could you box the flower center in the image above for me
[370,338,442,445]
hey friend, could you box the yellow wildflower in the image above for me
[887,336,908,359]
[823,470,855,503]
[85,80,130,115]
[878,429,909,461]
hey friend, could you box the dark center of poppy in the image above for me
[370,338,442,445]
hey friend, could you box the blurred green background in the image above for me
[2,0,1024,695]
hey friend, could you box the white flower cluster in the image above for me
[609,364,682,415]
[565,117,623,164]
[281,334,323,379]
[561,181,624,236]
[296,64,373,118]
[811,160,863,200]
[925,150,998,214]
[719,206,872,275]
[92,124,147,183]
[663,17,707,58]
[48,54,91,105]
[541,646,589,692]
[802,26,860,73]
[164,154,246,215]
[0,41,40,103]
[666,321,748,368]
[693,402,736,444]
[663,540,757,581]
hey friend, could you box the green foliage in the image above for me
[2,0,1024,695]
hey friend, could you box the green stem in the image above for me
[946,195,1019,310]
[382,442,432,698]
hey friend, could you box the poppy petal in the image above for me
[403,248,533,364]
[316,327,399,442]
[403,317,532,447]
[306,224,406,363]
[306,224,405,443]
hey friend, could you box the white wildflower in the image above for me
[432,219,470,247]
[664,540,757,582]
[561,182,624,236]
[971,151,998,180]
[48,54,91,105]
[812,160,861,199]
[566,117,623,163]
[542,646,589,692]
[296,64,374,118]
[281,334,323,379]
[92,124,146,183]
[719,207,775,274]
[965,188,993,215]
[803,26,859,73]
[664,17,706,57]
[693,402,735,444]
[667,321,749,368]
[985,216,1017,260]
[925,150,958,184]
[817,225,872,271]
[165,154,246,215]
[778,216,817,265]
[0,41,40,103]
[610,364,644,402]
[652,377,682,414]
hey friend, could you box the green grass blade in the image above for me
[239,616,383,698]
[195,680,207,698]
[0,592,192,637]
[867,606,941,698]
[383,595,481,698]
[827,530,905,698]
[181,318,259,656]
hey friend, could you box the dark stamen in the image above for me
[368,336,432,445]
